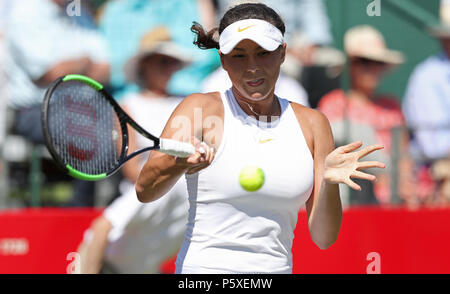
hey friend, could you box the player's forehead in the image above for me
[231,40,264,52]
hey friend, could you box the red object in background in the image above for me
[0,208,102,274]
[1,207,450,274]
[292,206,450,274]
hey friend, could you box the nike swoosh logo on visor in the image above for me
[238,25,256,32]
[259,138,273,144]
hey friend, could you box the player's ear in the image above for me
[219,51,228,71]
[280,43,287,65]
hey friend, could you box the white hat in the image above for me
[124,27,193,84]
[344,25,404,65]
[219,19,284,54]
[428,0,450,38]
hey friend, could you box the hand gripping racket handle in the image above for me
[159,139,196,158]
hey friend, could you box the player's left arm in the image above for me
[304,110,385,249]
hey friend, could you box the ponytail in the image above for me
[191,22,219,50]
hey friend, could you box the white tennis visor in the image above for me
[219,19,284,55]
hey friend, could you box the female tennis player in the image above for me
[136,2,385,274]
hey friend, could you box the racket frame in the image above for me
[42,74,163,180]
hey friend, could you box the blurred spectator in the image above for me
[5,0,110,207]
[0,0,11,205]
[119,26,192,193]
[318,25,417,207]
[98,0,220,99]
[215,0,345,108]
[201,66,310,107]
[403,1,450,206]
[0,0,10,148]
[77,27,190,274]
[6,0,110,143]
[67,1,98,30]
[78,180,188,274]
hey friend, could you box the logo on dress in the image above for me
[259,138,273,144]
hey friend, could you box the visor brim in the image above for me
[220,35,282,55]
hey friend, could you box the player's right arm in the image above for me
[136,93,216,203]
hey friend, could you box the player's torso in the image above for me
[193,89,314,205]
[177,89,314,273]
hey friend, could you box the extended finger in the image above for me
[207,146,215,164]
[340,141,363,153]
[351,170,376,181]
[199,142,208,162]
[345,178,361,191]
[357,161,386,170]
[357,144,384,159]
[201,142,215,162]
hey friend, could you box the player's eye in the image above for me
[257,51,270,56]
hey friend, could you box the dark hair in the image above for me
[191,3,285,50]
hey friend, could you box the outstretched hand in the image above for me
[323,141,386,191]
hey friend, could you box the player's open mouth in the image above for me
[246,78,264,87]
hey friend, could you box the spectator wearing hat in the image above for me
[120,26,192,188]
[318,25,417,207]
[403,0,450,206]
[76,27,191,274]
[98,0,219,99]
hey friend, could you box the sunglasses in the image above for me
[352,57,387,67]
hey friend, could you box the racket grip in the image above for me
[159,138,196,158]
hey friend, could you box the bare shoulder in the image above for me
[290,102,333,156]
[290,102,330,127]
[174,92,223,117]
[290,102,331,136]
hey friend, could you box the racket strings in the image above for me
[47,81,123,175]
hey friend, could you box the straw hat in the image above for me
[344,25,404,65]
[124,26,193,84]
[428,0,450,38]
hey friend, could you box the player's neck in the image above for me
[232,88,280,120]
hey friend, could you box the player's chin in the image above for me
[242,88,271,102]
[246,82,277,101]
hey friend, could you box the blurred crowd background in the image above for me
[0,0,449,211]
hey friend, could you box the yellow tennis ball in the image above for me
[239,166,265,192]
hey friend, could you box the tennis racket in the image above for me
[41,74,195,181]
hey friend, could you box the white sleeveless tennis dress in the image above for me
[175,88,314,274]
